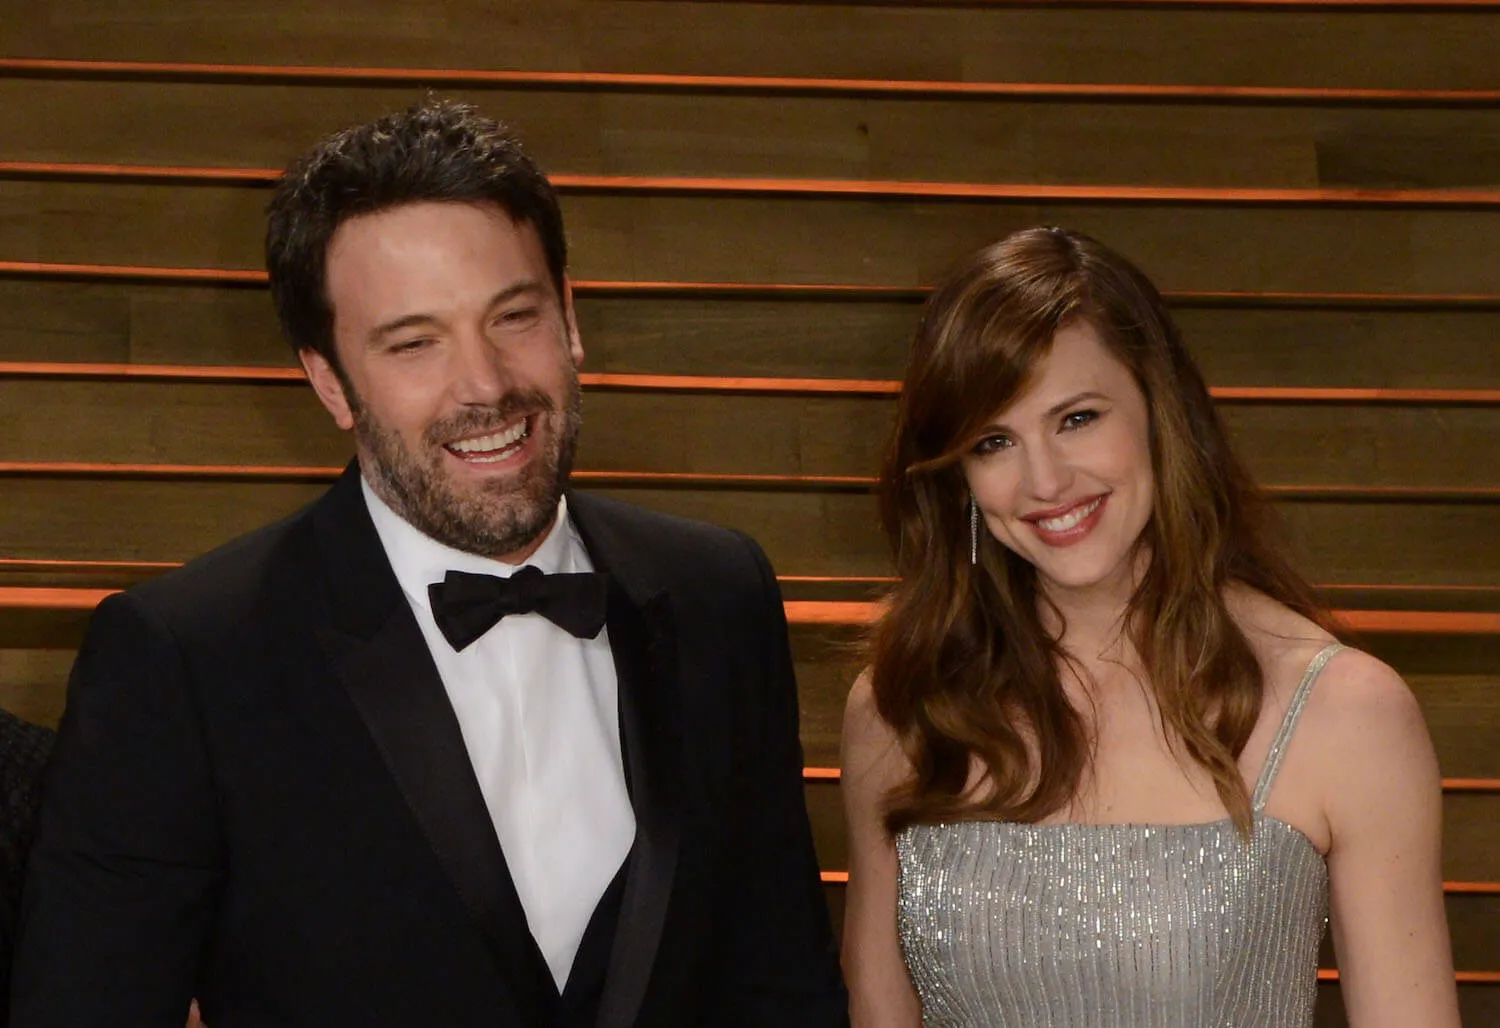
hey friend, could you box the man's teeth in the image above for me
[448,421,528,459]
[1038,497,1102,532]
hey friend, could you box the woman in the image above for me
[841,227,1459,1026]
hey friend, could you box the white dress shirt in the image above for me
[362,479,636,989]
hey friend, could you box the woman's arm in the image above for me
[1317,651,1460,1027]
[841,673,923,1028]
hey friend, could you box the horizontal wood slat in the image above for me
[9,259,1500,308]
[5,3,1499,92]
[4,182,1496,294]
[4,58,1500,101]
[6,562,1491,615]
[5,588,1495,635]
[3,479,1497,583]
[4,461,1497,505]
[4,160,1499,207]
[9,360,1500,406]
[6,272,1499,389]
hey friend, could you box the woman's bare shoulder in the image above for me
[842,670,913,795]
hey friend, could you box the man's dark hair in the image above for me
[265,98,568,369]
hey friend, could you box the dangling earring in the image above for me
[969,494,980,566]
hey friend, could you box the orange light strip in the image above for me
[0,463,882,491]
[17,593,1489,635]
[0,161,276,184]
[1318,969,1500,983]
[3,56,1499,104]
[0,361,306,383]
[6,160,1500,208]
[7,361,1500,405]
[783,602,1500,634]
[801,767,1500,793]
[0,260,267,284]
[580,372,900,395]
[1337,609,1500,634]
[0,558,182,573]
[1442,779,1500,792]
[0,587,117,611]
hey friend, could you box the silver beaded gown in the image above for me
[897,644,1342,1027]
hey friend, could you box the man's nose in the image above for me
[448,334,513,405]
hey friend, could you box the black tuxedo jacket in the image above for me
[12,466,847,1027]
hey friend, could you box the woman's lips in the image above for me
[1023,494,1107,547]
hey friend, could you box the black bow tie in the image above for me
[428,567,609,651]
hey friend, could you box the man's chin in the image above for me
[424,480,563,558]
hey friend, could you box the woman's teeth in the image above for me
[1038,497,1102,532]
[448,420,528,462]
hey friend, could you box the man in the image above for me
[12,100,847,1027]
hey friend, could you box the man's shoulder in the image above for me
[120,498,322,631]
[568,490,764,570]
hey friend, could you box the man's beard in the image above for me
[352,375,582,559]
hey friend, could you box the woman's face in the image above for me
[961,320,1155,600]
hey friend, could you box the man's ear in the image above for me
[299,347,356,432]
[562,277,584,369]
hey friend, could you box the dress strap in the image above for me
[1251,642,1345,811]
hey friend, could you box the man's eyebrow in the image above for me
[367,281,548,342]
[484,280,546,311]
[369,312,439,342]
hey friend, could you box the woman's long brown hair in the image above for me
[871,227,1333,837]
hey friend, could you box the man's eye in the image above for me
[1062,409,1100,430]
[496,307,540,326]
[390,338,434,354]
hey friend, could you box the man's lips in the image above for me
[442,415,533,463]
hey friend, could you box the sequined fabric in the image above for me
[897,645,1341,1027]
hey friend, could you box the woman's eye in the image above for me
[1062,409,1100,430]
[971,434,1013,455]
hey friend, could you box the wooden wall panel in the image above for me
[0,649,70,727]
[0,278,284,366]
[6,274,1500,389]
[4,2,1499,90]
[4,276,1500,388]
[4,476,1499,584]
[4,76,1500,189]
[4,179,1499,293]
[5,377,1500,487]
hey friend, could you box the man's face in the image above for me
[301,201,584,562]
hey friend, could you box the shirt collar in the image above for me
[361,476,590,615]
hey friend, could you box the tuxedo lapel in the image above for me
[567,494,685,1028]
[310,465,557,1024]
